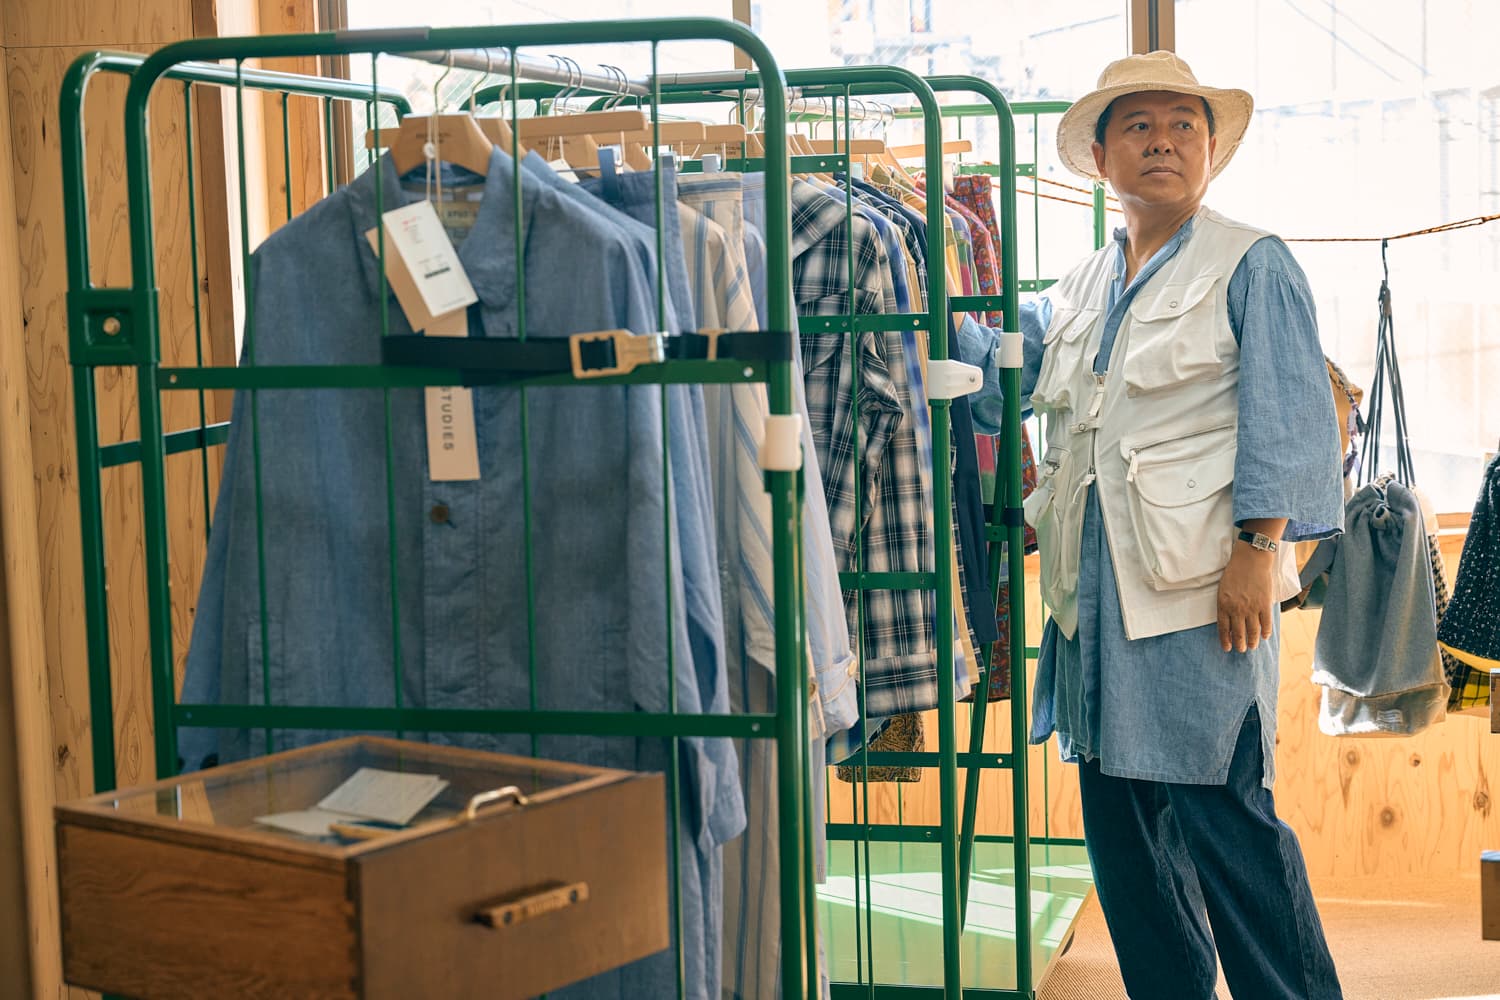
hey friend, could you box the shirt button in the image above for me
[1169,300,1180,309]
[1187,479,1198,489]
[430,503,450,524]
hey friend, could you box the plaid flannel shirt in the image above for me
[791,180,939,716]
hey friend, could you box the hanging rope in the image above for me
[1288,212,1500,243]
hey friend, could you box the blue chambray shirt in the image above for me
[180,149,742,1000]
[959,216,1343,787]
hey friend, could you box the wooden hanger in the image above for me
[364,55,495,177]
[807,138,887,155]
[474,117,525,158]
[700,123,748,154]
[516,109,649,141]
[617,120,708,145]
[889,139,973,161]
[369,112,494,177]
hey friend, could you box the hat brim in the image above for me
[1056,82,1253,184]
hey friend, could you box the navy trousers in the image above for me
[1077,706,1344,1000]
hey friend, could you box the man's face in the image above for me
[1091,91,1217,214]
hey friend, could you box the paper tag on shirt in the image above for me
[364,200,477,331]
[425,307,480,482]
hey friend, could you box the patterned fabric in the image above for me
[835,711,924,784]
[791,180,940,718]
[1426,530,1470,707]
[1438,453,1500,709]
[951,175,1005,326]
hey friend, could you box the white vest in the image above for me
[1024,206,1303,641]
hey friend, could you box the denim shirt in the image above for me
[958,219,1343,786]
[180,149,742,999]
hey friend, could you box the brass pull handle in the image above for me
[464,785,530,821]
[474,881,590,929]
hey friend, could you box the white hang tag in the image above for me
[424,307,480,482]
[364,200,477,332]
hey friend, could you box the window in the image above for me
[1178,0,1500,511]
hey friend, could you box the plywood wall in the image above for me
[833,537,1500,879]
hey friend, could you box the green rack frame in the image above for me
[61,18,831,1000]
[60,22,1055,1000]
[614,70,1044,999]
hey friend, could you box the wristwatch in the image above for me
[1237,530,1279,553]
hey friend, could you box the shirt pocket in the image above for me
[1031,306,1099,412]
[1023,445,1082,610]
[1122,274,1229,397]
[1122,424,1237,590]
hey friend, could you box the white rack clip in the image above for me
[759,414,804,472]
[926,358,983,400]
[996,330,1025,370]
[701,153,723,174]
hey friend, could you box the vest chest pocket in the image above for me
[1031,306,1099,413]
[1122,426,1237,591]
[1122,274,1232,396]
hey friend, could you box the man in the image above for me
[958,52,1346,999]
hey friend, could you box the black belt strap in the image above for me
[381,329,794,377]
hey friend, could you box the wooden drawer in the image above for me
[56,737,668,998]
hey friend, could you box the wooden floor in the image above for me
[1040,874,1500,1000]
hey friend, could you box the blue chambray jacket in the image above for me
[179,149,743,999]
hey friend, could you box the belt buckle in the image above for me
[568,329,665,379]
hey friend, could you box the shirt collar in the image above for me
[345,148,526,309]
[1111,210,1200,288]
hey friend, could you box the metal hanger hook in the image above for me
[468,48,495,114]
[433,50,456,114]
[604,64,628,109]
[563,55,585,111]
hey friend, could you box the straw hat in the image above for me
[1056,51,1253,183]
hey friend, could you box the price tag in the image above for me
[364,200,478,332]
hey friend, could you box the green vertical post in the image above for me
[1094,182,1107,249]
[60,54,120,791]
[121,59,181,779]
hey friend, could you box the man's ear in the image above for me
[1092,140,1107,180]
[1208,134,1218,172]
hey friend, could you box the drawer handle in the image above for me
[474,881,590,929]
[464,785,531,821]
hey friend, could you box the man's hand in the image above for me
[1217,538,1277,653]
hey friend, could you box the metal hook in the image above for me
[433,50,456,114]
[599,64,617,108]
[562,56,585,112]
[544,54,565,115]
[604,64,628,109]
[468,48,495,114]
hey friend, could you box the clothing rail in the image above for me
[63,18,816,1000]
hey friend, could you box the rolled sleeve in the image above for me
[957,297,1051,436]
[1228,237,1345,542]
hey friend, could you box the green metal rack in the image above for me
[61,19,821,1000]
[60,21,1058,1000]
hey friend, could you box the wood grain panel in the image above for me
[0,30,60,998]
[57,822,357,999]
[834,544,1500,876]
[259,0,329,227]
[10,46,216,800]
[4,1,192,48]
